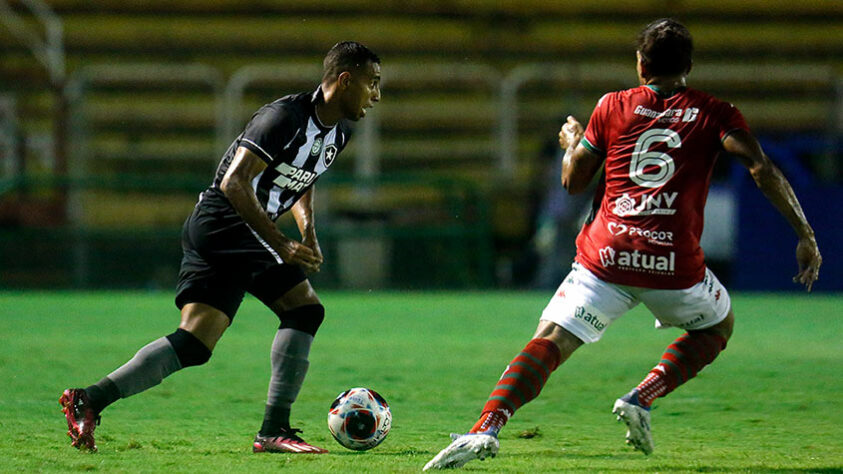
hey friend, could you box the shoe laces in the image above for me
[276,428,305,443]
[73,395,102,425]
[622,389,650,411]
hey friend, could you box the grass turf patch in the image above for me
[1,291,841,472]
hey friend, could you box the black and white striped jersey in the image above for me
[197,87,352,221]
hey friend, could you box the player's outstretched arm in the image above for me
[291,186,323,273]
[723,130,822,291]
[220,146,321,269]
[559,115,602,194]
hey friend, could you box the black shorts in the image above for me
[175,206,307,320]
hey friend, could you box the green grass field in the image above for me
[2,291,841,473]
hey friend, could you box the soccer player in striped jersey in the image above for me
[60,41,381,454]
[425,19,821,469]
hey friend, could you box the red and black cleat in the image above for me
[59,388,100,452]
[253,428,328,454]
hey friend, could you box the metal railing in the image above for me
[0,95,19,179]
[59,60,843,186]
[65,63,226,152]
[0,0,64,85]
[224,63,502,177]
[499,62,842,174]
[64,63,226,181]
[3,59,842,290]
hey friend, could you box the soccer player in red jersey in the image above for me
[425,19,822,469]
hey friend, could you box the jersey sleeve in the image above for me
[714,100,750,141]
[581,93,612,156]
[239,104,297,164]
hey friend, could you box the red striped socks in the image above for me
[469,338,562,435]
[636,331,728,407]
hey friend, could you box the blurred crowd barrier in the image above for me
[0,173,494,289]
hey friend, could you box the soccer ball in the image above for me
[327,387,391,451]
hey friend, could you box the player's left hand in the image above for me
[558,115,584,150]
[793,236,821,292]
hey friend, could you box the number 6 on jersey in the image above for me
[630,128,680,188]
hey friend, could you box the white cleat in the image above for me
[423,433,500,470]
[612,398,654,455]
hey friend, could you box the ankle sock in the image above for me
[469,338,562,435]
[635,330,727,407]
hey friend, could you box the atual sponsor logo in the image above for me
[574,306,606,331]
[679,313,706,329]
[599,246,616,267]
[613,192,678,217]
[599,246,675,273]
[607,221,674,246]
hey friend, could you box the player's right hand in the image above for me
[793,236,821,292]
[280,240,322,272]
[558,115,584,150]
[301,236,324,273]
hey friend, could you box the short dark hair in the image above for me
[322,41,380,82]
[636,18,693,77]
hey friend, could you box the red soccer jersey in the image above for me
[575,85,749,289]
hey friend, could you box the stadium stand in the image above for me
[0,0,841,289]
[3,1,841,176]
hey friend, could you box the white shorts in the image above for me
[540,263,731,344]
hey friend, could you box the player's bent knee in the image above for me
[279,304,325,336]
[703,308,735,342]
[547,327,584,358]
[166,328,213,368]
[535,320,584,358]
